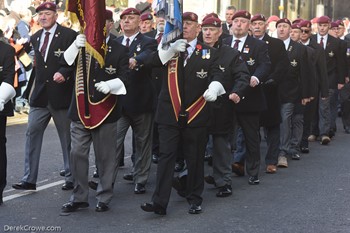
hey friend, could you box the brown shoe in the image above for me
[320,136,331,145]
[266,165,277,174]
[231,163,244,176]
[308,135,317,142]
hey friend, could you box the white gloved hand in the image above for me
[0,99,4,112]
[94,78,126,95]
[159,39,187,64]
[64,34,86,65]
[203,81,226,102]
[0,82,16,111]
[75,34,86,48]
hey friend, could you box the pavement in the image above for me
[1,115,350,233]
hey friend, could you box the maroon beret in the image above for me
[202,16,221,28]
[299,20,311,28]
[232,10,251,21]
[317,16,331,24]
[291,23,301,30]
[292,18,303,24]
[202,13,219,22]
[276,18,291,27]
[36,2,57,13]
[183,12,198,22]
[140,12,153,21]
[251,14,266,23]
[330,21,339,29]
[336,19,345,27]
[120,7,140,19]
[267,15,280,23]
[106,9,113,21]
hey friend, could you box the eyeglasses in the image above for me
[301,29,310,33]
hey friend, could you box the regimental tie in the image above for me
[156,33,163,44]
[233,39,240,50]
[125,38,130,48]
[182,44,191,66]
[319,37,324,49]
[40,32,50,57]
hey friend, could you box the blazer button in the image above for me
[45,65,48,68]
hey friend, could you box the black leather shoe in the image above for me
[134,183,146,194]
[291,153,301,160]
[141,202,166,215]
[188,204,202,214]
[61,202,89,213]
[248,176,260,185]
[95,202,109,212]
[216,185,232,197]
[12,181,36,190]
[300,147,309,153]
[93,169,99,178]
[88,181,98,190]
[152,154,159,164]
[59,169,65,177]
[204,175,215,185]
[174,160,185,172]
[123,173,133,181]
[62,181,74,191]
[172,177,186,197]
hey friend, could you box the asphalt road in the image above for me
[1,116,350,233]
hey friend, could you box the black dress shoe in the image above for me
[61,202,89,213]
[204,175,215,185]
[12,181,36,190]
[300,147,309,153]
[172,177,186,197]
[134,183,146,194]
[188,204,202,214]
[248,176,260,185]
[174,160,185,172]
[88,181,98,190]
[152,154,159,164]
[59,169,66,177]
[216,185,232,197]
[123,173,133,181]
[291,153,301,160]
[93,169,99,178]
[141,202,166,215]
[95,202,109,212]
[62,181,74,191]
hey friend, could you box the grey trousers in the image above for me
[212,134,232,187]
[114,111,153,185]
[22,105,72,184]
[69,121,118,204]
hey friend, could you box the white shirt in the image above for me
[317,33,328,49]
[122,32,139,47]
[231,34,248,52]
[184,38,197,66]
[283,37,291,50]
[40,23,58,61]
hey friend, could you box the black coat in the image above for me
[116,33,158,114]
[147,40,225,127]
[279,39,310,104]
[259,34,289,127]
[312,34,346,89]
[223,35,271,113]
[209,43,250,134]
[0,41,15,117]
[29,23,76,109]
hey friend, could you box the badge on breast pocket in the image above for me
[105,65,116,74]
[328,51,334,57]
[290,59,298,67]
[196,69,208,79]
[246,58,255,66]
[54,49,64,57]
[136,44,141,52]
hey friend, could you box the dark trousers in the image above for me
[152,124,207,209]
[0,116,7,201]
[236,112,261,177]
[264,124,280,165]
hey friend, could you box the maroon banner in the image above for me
[66,0,106,66]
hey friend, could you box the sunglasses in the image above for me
[301,29,310,33]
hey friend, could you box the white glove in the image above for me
[94,78,126,95]
[203,81,226,102]
[0,82,16,111]
[159,39,187,64]
[64,34,86,66]
[75,34,86,48]
[0,100,4,112]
